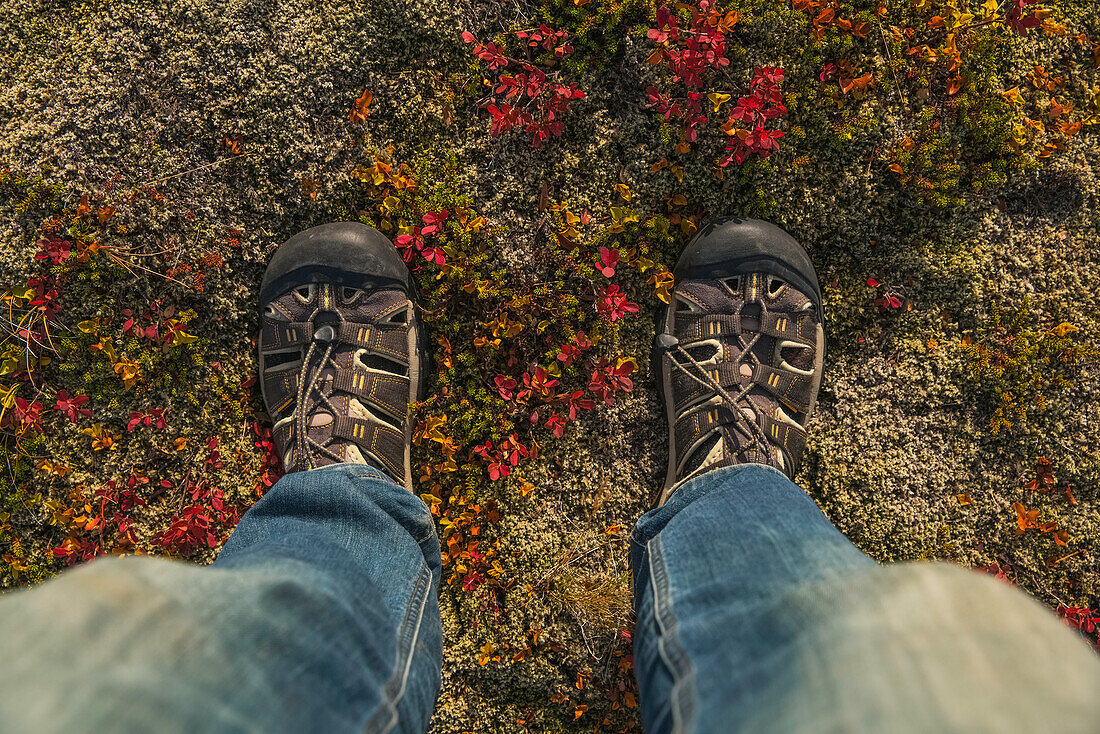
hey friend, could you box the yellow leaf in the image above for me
[707,92,731,112]
[609,207,639,225]
[461,213,485,233]
[649,270,675,304]
[945,8,973,29]
[37,459,71,477]
[81,423,118,451]
[0,383,17,410]
[1000,86,1025,107]
[78,319,101,334]
[614,183,632,201]
[172,330,199,346]
[1042,19,1065,35]
[1050,322,1078,337]
[114,358,142,388]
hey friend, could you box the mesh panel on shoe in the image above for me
[662,272,821,489]
[259,282,417,485]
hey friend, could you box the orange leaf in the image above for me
[350,88,373,124]
[718,11,739,32]
[573,705,589,720]
[956,494,971,506]
[1059,121,1081,137]
[1014,502,1037,534]
[947,76,964,95]
[889,163,903,174]
[1048,99,1073,119]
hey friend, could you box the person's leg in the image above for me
[632,464,1100,734]
[0,221,443,734]
[0,463,441,734]
[640,217,1100,733]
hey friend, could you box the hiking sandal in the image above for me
[258,222,427,490]
[655,217,825,506]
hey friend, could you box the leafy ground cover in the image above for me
[2,0,1100,729]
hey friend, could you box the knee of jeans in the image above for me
[66,556,187,602]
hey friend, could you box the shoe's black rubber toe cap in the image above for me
[674,217,822,312]
[260,222,411,305]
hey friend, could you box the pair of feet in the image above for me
[258,218,825,506]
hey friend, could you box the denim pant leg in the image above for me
[0,463,442,734]
[631,464,1100,734]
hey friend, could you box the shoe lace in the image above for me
[290,324,346,469]
[659,329,775,467]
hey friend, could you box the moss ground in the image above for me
[2,0,1100,730]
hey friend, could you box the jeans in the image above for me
[0,463,1097,733]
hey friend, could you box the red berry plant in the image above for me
[719,67,787,167]
[347,150,673,593]
[462,25,587,147]
[0,171,271,586]
[644,2,787,167]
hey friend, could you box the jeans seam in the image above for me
[364,561,432,734]
[649,535,696,734]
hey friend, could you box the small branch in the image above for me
[138,152,253,189]
[876,20,908,112]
